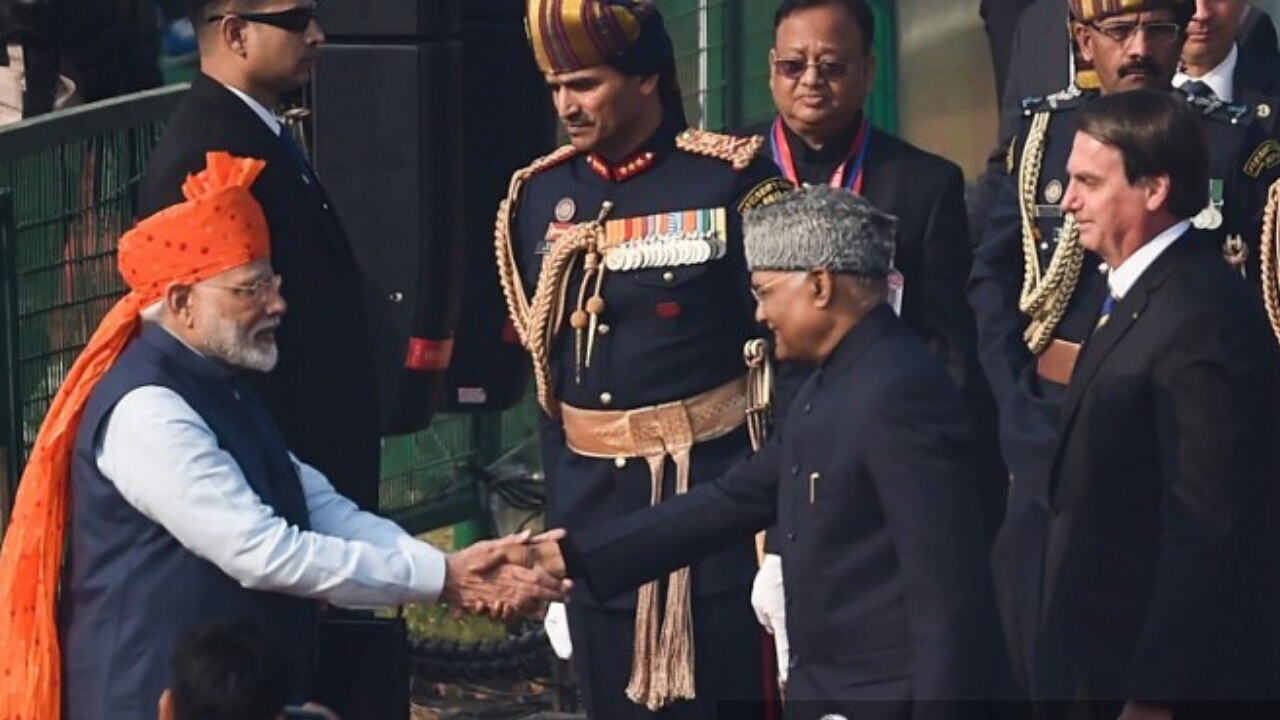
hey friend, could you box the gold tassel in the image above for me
[651,447,696,707]
[626,454,667,707]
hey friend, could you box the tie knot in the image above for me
[1180,79,1217,103]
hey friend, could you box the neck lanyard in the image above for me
[770,115,871,194]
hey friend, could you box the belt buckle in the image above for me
[626,401,693,455]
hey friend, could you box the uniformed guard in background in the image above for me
[495,1,789,716]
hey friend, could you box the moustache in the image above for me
[1119,60,1161,78]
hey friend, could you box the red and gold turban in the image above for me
[0,152,270,719]
[1068,0,1192,24]
[526,0,674,75]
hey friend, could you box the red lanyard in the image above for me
[770,115,870,194]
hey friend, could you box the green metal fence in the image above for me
[657,0,898,133]
[0,86,541,537]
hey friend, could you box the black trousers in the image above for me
[567,585,767,719]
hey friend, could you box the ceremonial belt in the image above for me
[560,375,748,711]
[1035,338,1080,386]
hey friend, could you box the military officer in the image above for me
[967,0,1279,691]
[495,1,789,717]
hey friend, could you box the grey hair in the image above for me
[743,185,898,277]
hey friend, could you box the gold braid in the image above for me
[1017,110,1084,353]
[494,145,580,350]
[1261,179,1280,347]
[742,339,773,453]
[525,220,614,417]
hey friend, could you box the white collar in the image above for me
[1174,43,1238,102]
[1104,219,1190,300]
[222,83,282,136]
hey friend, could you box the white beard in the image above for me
[196,312,280,373]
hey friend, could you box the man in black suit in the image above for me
[1177,0,1280,105]
[139,0,380,508]
[1036,89,1280,717]
[530,186,1007,720]
[750,2,1003,665]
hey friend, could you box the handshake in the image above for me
[439,529,571,620]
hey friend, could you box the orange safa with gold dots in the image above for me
[0,151,270,720]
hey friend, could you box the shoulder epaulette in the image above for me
[676,129,764,171]
[521,144,580,176]
[1020,88,1087,117]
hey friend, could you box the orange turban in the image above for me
[0,151,270,719]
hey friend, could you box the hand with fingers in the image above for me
[440,531,572,620]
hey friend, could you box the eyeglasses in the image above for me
[206,5,317,33]
[203,274,284,304]
[772,58,854,81]
[750,273,803,302]
[1087,20,1182,45]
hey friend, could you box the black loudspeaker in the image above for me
[310,40,465,434]
[443,0,557,411]
[315,0,460,37]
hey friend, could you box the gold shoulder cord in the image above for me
[1261,179,1280,347]
[493,145,580,412]
[742,339,773,452]
[1017,111,1084,353]
[494,144,579,346]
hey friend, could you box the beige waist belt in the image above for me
[560,376,747,711]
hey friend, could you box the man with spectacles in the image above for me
[0,154,569,720]
[138,1,384,513]
[968,0,1280,697]
[747,0,1004,689]
[494,0,789,716]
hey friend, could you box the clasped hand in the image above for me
[440,529,569,620]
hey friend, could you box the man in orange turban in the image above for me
[0,152,568,720]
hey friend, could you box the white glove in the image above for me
[544,601,573,660]
[751,553,790,682]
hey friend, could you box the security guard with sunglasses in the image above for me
[495,0,789,716]
[968,0,1280,693]
[140,0,385,512]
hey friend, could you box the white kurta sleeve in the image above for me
[96,385,447,608]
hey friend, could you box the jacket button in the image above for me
[790,465,800,476]
[803,402,813,413]
[662,271,675,283]
[599,392,613,406]
[598,323,610,335]
[787,532,796,541]
[614,457,627,469]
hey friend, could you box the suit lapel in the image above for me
[1058,237,1189,438]
[193,75,348,251]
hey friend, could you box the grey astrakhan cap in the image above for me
[743,185,898,277]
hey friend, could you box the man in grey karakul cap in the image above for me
[541,186,1010,718]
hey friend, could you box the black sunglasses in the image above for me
[207,5,317,33]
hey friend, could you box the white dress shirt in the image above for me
[95,381,447,608]
[1105,220,1190,300]
[1173,43,1238,102]
[224,83,283,136]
